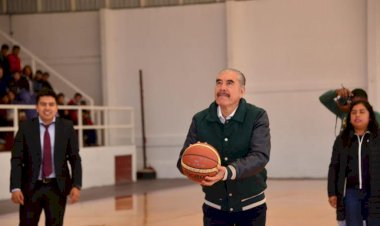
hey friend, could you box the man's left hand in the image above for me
[69,187,80,204]
[201,166,226,186]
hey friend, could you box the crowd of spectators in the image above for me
[0,44,97,150]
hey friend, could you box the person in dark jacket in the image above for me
[321,87,380,226]
[0,44,10,81]
[177,68,270,226]
[328,100,380,226]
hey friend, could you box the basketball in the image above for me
[181,142,221,183]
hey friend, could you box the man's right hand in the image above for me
[328,196,337,208]
[335,87,352,112]
[336,87,351,99]
[11,190,24,205]
[201,166,226,187]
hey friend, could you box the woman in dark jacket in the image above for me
[328,100,380,226]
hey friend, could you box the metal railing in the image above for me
[0,0,226,14]
[0,104,134,150]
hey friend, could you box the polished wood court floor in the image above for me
[0,179,338,226]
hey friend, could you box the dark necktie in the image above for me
[43,124,52,178]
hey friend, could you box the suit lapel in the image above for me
[55,118,62,147]
[31,118,42,160]
[54,118,64,164]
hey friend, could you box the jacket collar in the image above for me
[206,98,247,123]
[31,117,63,153]
[38,116,56,126]
[348,129,371,140]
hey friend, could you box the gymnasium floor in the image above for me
[0,179,337,226]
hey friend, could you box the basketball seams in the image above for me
[189,143,221,164]
[182,153,219,165]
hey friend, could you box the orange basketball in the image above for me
[181,142,221,183]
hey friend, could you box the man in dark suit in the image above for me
[10,89,82,226]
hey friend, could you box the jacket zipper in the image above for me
[356,132,368,190]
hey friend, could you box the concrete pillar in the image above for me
[367,0,380,109]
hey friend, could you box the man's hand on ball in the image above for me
[201,166,226,186]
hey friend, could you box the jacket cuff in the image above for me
[223,165,237,181]
[11,188,21,193]
[328,191,336,197]
[73,185,81,190]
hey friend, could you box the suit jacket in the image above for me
[10,117,82,196]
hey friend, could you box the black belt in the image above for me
[38,178,56,184]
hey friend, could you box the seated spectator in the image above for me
[82,109,97,146]
[67,92,82,125]
[7,72,19,93]
[0,44,10,82]
[41,71,53,90]
[7,89,16,104]
[33,70,44,94]
[0,93,11,121]
[0,66,8,97]
[22,65,34,94]
[7,45,21,74]
[0,92,14,150]
[8,71,29,95]
[81,100,97,146]
[10,77,36,120]
[0,92,15,122]
[14,88,37,120]
[57,92,70,120]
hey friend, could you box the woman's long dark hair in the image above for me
[341,100,379,147]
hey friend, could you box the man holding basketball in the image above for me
[177,68,271,226]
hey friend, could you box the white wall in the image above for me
[226,0,367,177]
[226,0,367,85]
[0,15,8,32]
[367,0,380,108]
[0,0,378,179]
[80,146,137,188]
[100,4,227,177]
